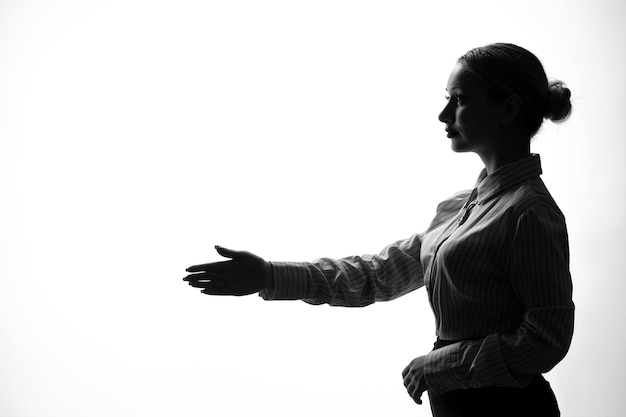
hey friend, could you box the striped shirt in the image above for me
[259,154,574,395]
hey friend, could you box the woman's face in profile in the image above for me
[438,63,503,155]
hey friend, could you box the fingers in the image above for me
[402,369,412,390]
[404,379,425,405]
[403,374,412,391]
[184,274,220,288]
[185,246,241,272]
[402,362,427,406]
[186,260,230,274]
[200,280,228,295]
[201,285,233,295]
[184,275,235,295]
[214,245,240,259]
[403,380,421,404]
[183,245,261,297]
[415,379,428,405]
[184,263,230,286]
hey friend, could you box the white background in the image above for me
[1,1,624,416]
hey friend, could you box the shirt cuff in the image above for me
[258,261,310,300]
[424,342,467,395]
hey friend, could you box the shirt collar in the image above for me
[474,154,543,204]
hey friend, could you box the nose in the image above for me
[438,100,454,124]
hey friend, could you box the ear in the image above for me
[500,94,522,125]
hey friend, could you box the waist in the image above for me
[433,338,477,350]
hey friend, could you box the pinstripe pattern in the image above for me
[259,154,574,395]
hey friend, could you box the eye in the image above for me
[444,94,465,105]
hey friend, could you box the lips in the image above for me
[445,128,459,138]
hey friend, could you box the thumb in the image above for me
[215,245,240,259]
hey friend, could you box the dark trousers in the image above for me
[428,375,560,417]
[428,341,560,417]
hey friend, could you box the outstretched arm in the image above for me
[184,233,424,306]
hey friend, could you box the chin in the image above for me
[450,138,471,153]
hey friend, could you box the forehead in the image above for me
[446,63,481,92]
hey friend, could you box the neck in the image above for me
[478,140,530,175]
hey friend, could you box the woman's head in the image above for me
[456,43,572,139]
[438,43,573,171]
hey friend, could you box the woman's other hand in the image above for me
[402,355,428,405]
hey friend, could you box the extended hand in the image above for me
[184,246,272,296]
[402,355,428,405]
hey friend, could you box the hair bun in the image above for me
[545,80,572,122]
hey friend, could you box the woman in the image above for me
[184,43,574,417]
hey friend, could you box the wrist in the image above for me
[264,261,274,290]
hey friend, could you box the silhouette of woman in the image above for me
[184,43,574,417]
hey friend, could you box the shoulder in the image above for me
[501,179,569,244]
[507,177,565,220]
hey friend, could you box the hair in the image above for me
[457,43,572,138]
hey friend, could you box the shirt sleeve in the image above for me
[423,207,575,394]
[258,233,424,307]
